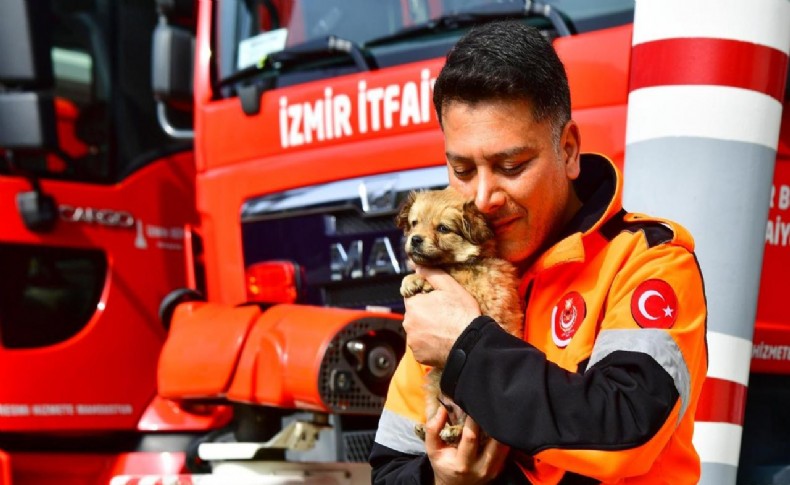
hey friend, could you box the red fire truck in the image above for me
[1,0,788,484]
[0,0,229,483]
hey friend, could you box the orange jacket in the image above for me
[371,154,708,484]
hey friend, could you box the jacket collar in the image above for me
[523,153,623,278]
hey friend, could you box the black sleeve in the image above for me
[440,317,679,455]
[370,441,533,484]
[369,442,434,484]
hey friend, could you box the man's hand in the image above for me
[427,407,509,484]
[402,267,481,367]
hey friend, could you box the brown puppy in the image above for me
[396,186,523,444]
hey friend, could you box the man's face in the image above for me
[442,98,581,267]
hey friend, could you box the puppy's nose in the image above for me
[410,235,423,247]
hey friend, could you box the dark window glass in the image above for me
[0,244,106,348]
[738,373,790,484]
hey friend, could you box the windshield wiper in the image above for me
[219,35,372,89]
[365,0,572,48]
[219,34,374,116]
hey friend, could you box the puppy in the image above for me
[396,186,523,444]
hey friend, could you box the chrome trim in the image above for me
[241,166,448,222]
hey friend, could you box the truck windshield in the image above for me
[214,0,634,95]
[0,0,189,184]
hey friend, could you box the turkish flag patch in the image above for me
[630,279,678,329]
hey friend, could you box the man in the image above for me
[370,20,708,484]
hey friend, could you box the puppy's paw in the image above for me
[414,423,426,441]
[439,424,463,445]
[400,274,434,298]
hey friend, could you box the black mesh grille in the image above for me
[332,212,399,235]
[343,430,376,462]
[242,208,409,311]
[318,317,405,415]
[322,276,404,310]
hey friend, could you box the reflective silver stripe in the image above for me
[587,329,691,421]
[374,408,426,455]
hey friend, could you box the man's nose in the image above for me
[474,172,505,214]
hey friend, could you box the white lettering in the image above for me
[358,81,367,134]
[753,341,790,361]
[302,99,324,143]
[0,403,134,417]
[766,215,790,247]
[288,104,305,147]
[279,96,289,148]
[400,82,421,126]
[779,184,790,210]
[383,85,400,129]
[276,70,437,148]
[59,205,134,228]
[324,88,334,140]
[334,94,352,137]
[420,69,431,122]
[76,404,133,415]
[366,87,384,132]
[770,185,775,209]
[0,404,30,416]
[32,404,74,416]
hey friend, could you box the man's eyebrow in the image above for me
[446,146,532,163]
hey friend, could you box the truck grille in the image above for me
[240,166,447,311]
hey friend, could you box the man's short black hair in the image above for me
[433,20,571,136]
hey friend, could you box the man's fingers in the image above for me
[414,266,459,290]
[424,406,448,450]
[481,434,510,474]
[456,416,481,459]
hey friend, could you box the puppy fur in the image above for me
[396,186,523,444]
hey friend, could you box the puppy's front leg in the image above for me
[400,273,434,298]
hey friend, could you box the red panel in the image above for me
[555,24,633,110]
[756,107,790,334]
[0,450,11,485]
[0,151,197,432]
[695,377,747,425]
[751,322,790,374]
[8,453,115,485]
[631,38,789,101]
[158,302,261,399]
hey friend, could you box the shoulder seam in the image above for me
[600,210,675,249]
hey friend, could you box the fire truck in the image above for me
[0,0,229,483]
[2,0,789,484]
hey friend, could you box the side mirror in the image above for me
[0,0,54,86]
[0,0,58,150]
[0,92,57,150]
[152,21,194,105]
[151,19,195,139]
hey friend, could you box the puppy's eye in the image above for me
[410,220,417,228]
[436,224,451,234]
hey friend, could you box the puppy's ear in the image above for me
[395,191,417,232]
[461,201,493,245]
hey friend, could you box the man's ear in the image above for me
[395,191,417,232]
[461,201,493,245]
[561,120,581,180]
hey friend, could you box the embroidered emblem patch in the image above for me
[551,291,586,348]
[630,279,678,329]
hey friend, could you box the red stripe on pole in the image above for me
[630,38,789,101]
[694,377,747,425]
